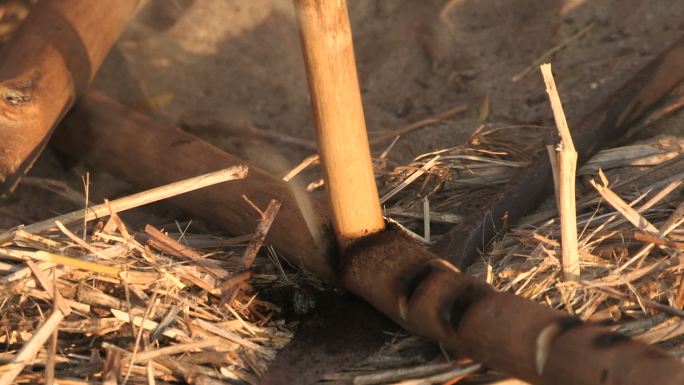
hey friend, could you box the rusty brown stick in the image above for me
[0,0,140,195]
[342,227,684,385]
[433,36,684,269]
[52,90,337,284]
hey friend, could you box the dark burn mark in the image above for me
[338,228,388,273]
[593,332,631,348]
[339,222,424,277]
[555,315,583,332]
[397,262,434,305]
[443,282,488,332]
[600,369,608,383]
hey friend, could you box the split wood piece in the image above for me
[433,36,684,269]
[293,0,385,247]
[341,227,684,385]
[145,224,230,280]
[26,261,71,316]
[52,90,337,284]
[0,0,140,195]
[0,165,248,244]
[242,198,281,268]
[540,64,580,282]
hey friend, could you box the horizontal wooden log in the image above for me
[0,0,139,195]
[342,227,684,385]
[52,90,338,284]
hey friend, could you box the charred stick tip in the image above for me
[442,282,489,333]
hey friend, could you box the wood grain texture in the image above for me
[293,0,385,246]
[0,0,140,194]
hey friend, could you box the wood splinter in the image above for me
[541,63,580,282]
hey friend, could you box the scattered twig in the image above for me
[0,311,65,385]
[0,165,248,243]
[243,199,281,268]
[512,23,595,82]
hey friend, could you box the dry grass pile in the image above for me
[0,168,294,385]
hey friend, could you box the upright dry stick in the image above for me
[293,0,385,247]
[540,64,580,282]
[242,199,282,268]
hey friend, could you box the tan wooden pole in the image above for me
[293,0,385,248]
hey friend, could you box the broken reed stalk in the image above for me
[293,0,385,247]
[0,311,64,385]
[433,37,684,269]
[0,166,248,244]
[540,64,580,282]
[0,0,140,195]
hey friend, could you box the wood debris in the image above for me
[0,168,297,385]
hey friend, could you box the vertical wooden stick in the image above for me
[541,64,580,282]
[293,0,385,247]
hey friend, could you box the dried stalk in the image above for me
[541,63,580,282]
[0,165,248,243]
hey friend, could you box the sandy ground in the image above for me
[92,0,684,167]
[0,0,681,230]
